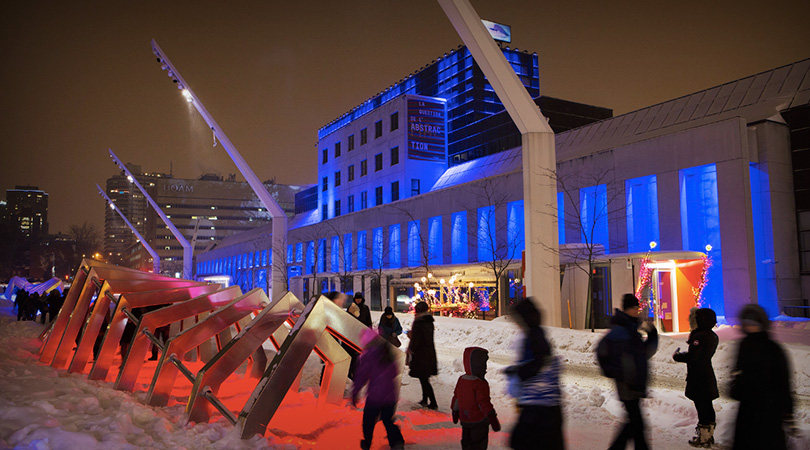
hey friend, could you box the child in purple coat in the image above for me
[351,329,405,450]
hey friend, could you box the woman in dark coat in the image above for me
[731,304,794,450]
[407,301,438,409]
[673,308,719,447]
[378,306,403,347]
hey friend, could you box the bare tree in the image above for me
[321,221,358,293]
[68,222,102,264]
[547,167,624,330]
[463,177,523,316]
[361,225,392,309]
[297,222,333,297]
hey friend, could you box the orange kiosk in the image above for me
[639,252,708,333]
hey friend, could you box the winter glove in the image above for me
[489,412,501,432]
[672,347,682,361]
[784,415,800,437]
[451,409,459,424]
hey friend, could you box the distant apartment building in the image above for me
[6,185,48,240]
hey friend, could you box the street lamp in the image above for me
[108,149,192,279]
[97,184,161,274]
[151,39,287,301]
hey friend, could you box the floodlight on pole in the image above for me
[97,184,161,274]
[438,0,561,326]
[108,148,193,279]
[151,39,288,301]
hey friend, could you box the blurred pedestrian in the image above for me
[452,347,501,450]
[378,306,403,347]
[596,293,658,450]
[673,307,719,447]
[16,290,29,321]
[351,328,405,450]
[730,304,796,450]
[407,301,438,409]
[46,290,61,323]
[506,297,563,450]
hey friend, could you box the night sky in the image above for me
[2,0,808,235]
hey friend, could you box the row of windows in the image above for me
[288,203,526,274]
[197,249,272,275]
[322,179,421,220]
[322,147,400,191]
[322,112,400,164]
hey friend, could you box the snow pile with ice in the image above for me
[1,298,808,449]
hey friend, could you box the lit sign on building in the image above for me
[407,99,446,162]
[482,20,511,43]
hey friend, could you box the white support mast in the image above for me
[150,40,287,301]
[97,184,161,274]
[108,149,193,279]
[437,0,562,326]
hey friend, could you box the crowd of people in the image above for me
[333,289,798,450]
[12,287,65,323]
[10,285,799,449]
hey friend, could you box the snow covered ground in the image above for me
[1,298,808,449]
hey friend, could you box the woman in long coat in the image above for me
[407,301,438,409]
[673,308,719,447]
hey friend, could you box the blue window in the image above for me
[478,206,495,262]
[306,241,314,275]
[557,192,565,244]
[580,184,609,252]
[372,228,384,269]
[318,239,326,273]
[361,191,368,210]
[331,236,340,272]
[680,164,724,315]
[295,242,303,262]
[357,231,367,270]
[287,244,294,264]
[344,233,353,272]
[389,224,401,269]
[408,220,421,267]
[507,200,525,256]
[626,175,660,253]
[452,211,468,264]
[428,216,442,265]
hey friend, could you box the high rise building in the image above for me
[6,185,49,240]
[104,167,308,275]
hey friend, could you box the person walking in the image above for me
[452,346,501,450]
[730,304,796,450]
[672,307,719,447]
[596,293,658,450]
[351,328,405,450]
[407,301,438,409]
[378,306,403,347]
[352,292,372,328]
[506,297,563,450]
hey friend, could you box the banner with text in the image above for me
[407,99,446,162]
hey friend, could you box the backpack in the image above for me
[596,331,618,379]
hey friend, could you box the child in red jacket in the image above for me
[451,347,501,450]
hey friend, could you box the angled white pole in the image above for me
[97,184,161,274]
[108,149,193,280]
[150,39,287,301]
[437,0,561,326]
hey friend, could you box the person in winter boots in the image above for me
[452,347,501,450]
[351,328,405,450]
[407,301,438,409]
[378,306,403,347]
[673,308,719,447]
[597,293,658,450]
[731,304,796,450]
[506,297,564,450]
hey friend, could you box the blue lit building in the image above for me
[196,55,810,329]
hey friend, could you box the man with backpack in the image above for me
[597,293,659,450]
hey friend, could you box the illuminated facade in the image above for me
[197,56,810,326]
